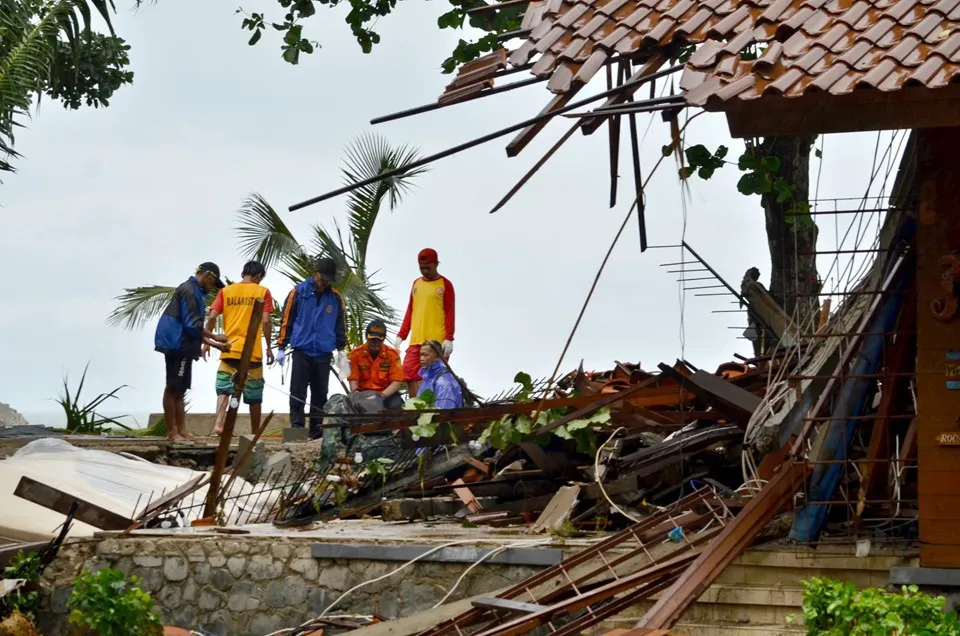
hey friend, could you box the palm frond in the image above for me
[0,1,66,175]
[342,133,428,267]
[235,193,305,270]
[106,285,175,330]
[310,220,398,347]
[0,0,118,177]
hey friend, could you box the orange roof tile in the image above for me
[441,0,960,115]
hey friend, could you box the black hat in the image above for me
[365,320,387,341]
[197,262,225,289]
[315,257,337,281]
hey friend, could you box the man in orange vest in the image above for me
[348,320,404,409]
[395,248,455,398]
[203,260,275,436]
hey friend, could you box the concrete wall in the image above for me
[38,536,539,636]
[148,413,291,437]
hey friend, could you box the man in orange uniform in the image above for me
[395,248,455,398]
[203,260,275,436]
[347,320,404,409]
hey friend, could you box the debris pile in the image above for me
[260,356,786,533]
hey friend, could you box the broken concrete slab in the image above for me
[261,450,293,481]
[234,435,266,480]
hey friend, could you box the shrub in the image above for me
[1,552,41,617]
[67,569,162,636]
[798,576,960,635]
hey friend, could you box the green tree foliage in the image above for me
[107,134,426,349]
[232,0,522,72]
[680,141,815,229]
[796,577,960,635]
[0,0,132,177]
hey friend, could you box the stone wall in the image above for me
[38,536,542,636]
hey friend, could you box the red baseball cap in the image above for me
[418,248,439,265]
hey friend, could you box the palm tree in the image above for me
[1,0,116,176]
[107,133,427,347]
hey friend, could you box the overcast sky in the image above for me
[1,0,903,425]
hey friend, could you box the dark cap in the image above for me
[314,257,337,281]
[365,320,387,341]
[197,262,225,289]
[418,248,439,265]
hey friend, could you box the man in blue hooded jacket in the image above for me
[154,262,230,442]
[276,257,349,439]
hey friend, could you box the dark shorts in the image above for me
[164,354,193,394]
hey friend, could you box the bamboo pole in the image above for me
[203,298,264,519]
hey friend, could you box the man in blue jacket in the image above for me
[155,262,230,442]
[276,257,349,439]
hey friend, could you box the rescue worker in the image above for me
[417,340,463,409]
[276,257,349,439]
[154,262,229,443]
[395,248,455,398]
[202,260,275,436]
[347,319,404,410]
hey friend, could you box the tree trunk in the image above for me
[757,136,820,330]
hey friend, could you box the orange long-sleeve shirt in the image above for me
[397,276,455,345]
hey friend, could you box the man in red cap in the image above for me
[395,248,455,397]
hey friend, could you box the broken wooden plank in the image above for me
[632,460,808,631]
[472,597,545,614]
[451,478,483,514]
[657,364,761,424]
[464,457,492,477]
[14,476,134,531]
[528,485,580,534]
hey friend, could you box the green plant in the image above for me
[679,140,816,229]
[405,389,438,439]
[366,457,395,489]
[475,373,611,454]
[792,576,960,635]
[2,552,41,616]
[55,362,130,435]
[67,568,163,636]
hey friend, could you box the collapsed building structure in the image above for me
[5,0,960,630]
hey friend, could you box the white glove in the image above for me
[275,348,286,367]
[394,335,405,351]
[335,351,350,378]
[442,340,454,357]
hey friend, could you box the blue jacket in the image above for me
[277,279,347,357]
[418,360,464,409]
[155,277,208,359]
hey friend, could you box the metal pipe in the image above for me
[290,64,684,211]
[371,76,544,125]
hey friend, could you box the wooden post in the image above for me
[917,128,960,567]
[204,298,264,519]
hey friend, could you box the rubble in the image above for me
[0,403,30,429]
